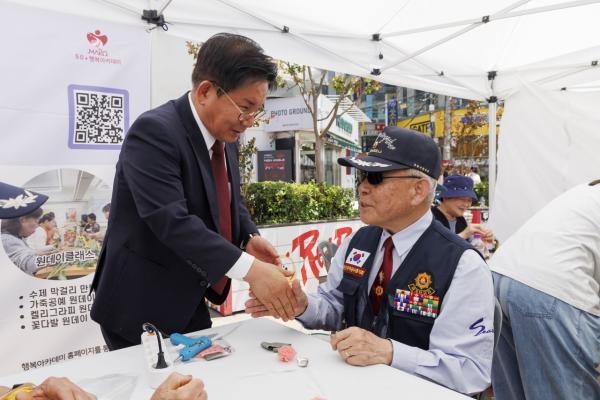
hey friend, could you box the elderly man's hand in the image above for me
[15,377,96,400]
[244,259,297,321]
[150,373,207,400]
[245,279,307,318]
[330,327,393,367]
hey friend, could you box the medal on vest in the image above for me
[394,271,440,319]
[374,271,385,296]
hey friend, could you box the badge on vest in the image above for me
[394,289,440,319]
[408,272,436,295]
[343,263,367,277]
[345,249,371,268]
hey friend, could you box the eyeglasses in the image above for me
[213,83,265,123]
[359,171,422,185]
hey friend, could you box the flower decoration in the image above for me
[277,345,296,362]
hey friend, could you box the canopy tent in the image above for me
[5,0,600,238]
[11,0,600,98]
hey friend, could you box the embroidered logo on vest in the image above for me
[343,264,367,277]
[407,272,436,295]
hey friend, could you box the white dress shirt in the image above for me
[297,211,494,395]
[188,93,254,280]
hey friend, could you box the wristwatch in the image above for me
[240,233,260,250]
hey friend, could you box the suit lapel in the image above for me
[173,93,220,232]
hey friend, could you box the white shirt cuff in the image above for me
[390,339,419,373]
[225,251,254,280]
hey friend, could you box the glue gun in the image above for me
[170,333,214,361]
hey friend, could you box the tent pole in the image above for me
[488,99,497,207]
[381,0,530,72]
[384,0,599,37]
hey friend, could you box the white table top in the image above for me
[0,318,469,399]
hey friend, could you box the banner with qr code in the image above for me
[0,1,150,166]
[0,3,150,376]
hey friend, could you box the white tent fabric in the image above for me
[9,0,600,100]
[6,0,600,238]
[489,83,600,241]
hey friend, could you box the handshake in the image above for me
[242,236,308,321]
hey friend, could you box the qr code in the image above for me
[68,85,129,149]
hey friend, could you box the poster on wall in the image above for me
[257,150,293,182]
[0,3,150,376]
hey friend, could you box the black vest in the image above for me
[337,219,475,350]
[431,206,468,235]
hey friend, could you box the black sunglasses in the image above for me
[358,171,422,185]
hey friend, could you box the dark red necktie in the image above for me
[210,140,231,294]
[369,237,394,315]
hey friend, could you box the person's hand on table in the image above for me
[330,327,393,367]
[15,377,96,400]
[244,236,281,266]
[150,373,207,400]
[243,259,297,321]
[459,224,494,242]
[245,279,307,318]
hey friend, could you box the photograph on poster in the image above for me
[1,169,111,280]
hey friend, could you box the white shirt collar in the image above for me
[188,92,216,153]
[379,210,433,258]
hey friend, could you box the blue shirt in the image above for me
[297,211,494,395]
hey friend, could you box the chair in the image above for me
[493,297,503,351]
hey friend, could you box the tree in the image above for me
[278,62,380,183]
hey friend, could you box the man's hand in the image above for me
[150,373,207,400]
[15,377,96,400]
[330,327,393,367]
[459,224,494,242]
[244,259,297,321]
[245,279,308,318]
[245,236,281,266]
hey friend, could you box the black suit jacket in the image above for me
[91,93,258,343]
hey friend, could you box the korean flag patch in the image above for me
[345,249,371,268]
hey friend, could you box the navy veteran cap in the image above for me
[440,175,478,201]
[338,126,441,179]
[0,182,48,219]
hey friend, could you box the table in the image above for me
[0,319,470,399]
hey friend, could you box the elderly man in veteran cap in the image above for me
[246,127,495,395]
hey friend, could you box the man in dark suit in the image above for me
[91,33,297,350]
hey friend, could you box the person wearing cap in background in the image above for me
[0,182,49,276]
[246,127,495,395]
[432,175,494,242]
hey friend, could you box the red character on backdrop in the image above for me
[291,230,322,285]
[290,226,355,285]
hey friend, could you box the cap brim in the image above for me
[337,155,411,172]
